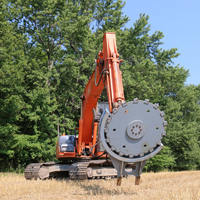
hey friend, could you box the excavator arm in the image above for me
[77,33,125,152]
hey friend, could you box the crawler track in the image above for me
[24,163,43,180]
[69,162,88,180]
[24,160,118,180]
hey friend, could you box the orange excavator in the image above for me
[25,32,167,185]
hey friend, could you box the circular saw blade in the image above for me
[100,99,167,162]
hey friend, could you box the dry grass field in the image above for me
[0,171,199,200]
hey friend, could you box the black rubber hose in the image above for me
[95,60,107,86]
[91,141,106,158]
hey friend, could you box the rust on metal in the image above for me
[117,177,122,186]
[135,176,141,185]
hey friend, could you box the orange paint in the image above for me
[77,119,83,155]
[80,33,125,147]
[58,33,125,159]
[92,122,98,154]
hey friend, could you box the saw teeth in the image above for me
[144,99,149,104]
[149,148,154,152]
[160,111,165,117]
[133,98,138,104]
[161,131,166,136]
[129,154,134,158]
[111,146,116,151]
[119,152,124,156]
[105,138,110,143]
[112,108,118,114]
[156,140,161,145]
[106,116,112,123]
[153,104,159,109]
[140,153,144,157]
[104,127,109,133]
[122,102,127,107]
[163,121,168,127]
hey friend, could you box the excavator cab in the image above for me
[58,135,75,153]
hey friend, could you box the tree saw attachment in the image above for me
[99,99,167,185]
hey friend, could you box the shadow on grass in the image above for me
[77,180,137,196]
[52,177,137,196]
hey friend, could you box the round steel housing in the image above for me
[100,100,166,162]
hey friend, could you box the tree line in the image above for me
[0,0,200,172]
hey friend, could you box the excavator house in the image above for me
[25,32,167,186]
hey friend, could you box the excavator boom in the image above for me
[77,33,124,151]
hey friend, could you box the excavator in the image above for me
[25,32,167,186]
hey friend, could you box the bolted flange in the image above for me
[126,120,146,140]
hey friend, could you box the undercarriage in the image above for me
[24,160,119,180]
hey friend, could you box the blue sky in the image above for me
[122,0,200,85]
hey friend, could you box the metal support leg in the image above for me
[135,176,141,185]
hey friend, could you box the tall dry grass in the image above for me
[0,171,199,200]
